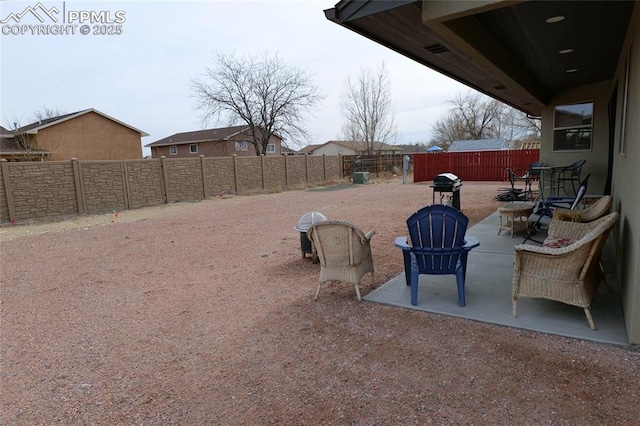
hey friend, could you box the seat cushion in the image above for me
[542,237,576,248]
[552,210,582,222]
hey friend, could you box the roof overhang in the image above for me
[325,0,635,116]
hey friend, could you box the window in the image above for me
[553,101,593,151]
[189,144,198,154]
[235,141,248,151]
[266,143,276,153]
[170,145,177,155]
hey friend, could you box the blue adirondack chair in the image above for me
[395,205,480,306]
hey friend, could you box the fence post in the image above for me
[0,159,15,223]
[284,154,289,190]
[121,160,131,209]
[261,154,267,192]
[160,156,169,203]
[71,158,86,215]
[232,154,239,194]
[200,155,208,199]
[322,154,327,181]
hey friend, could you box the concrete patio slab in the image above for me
[365,211,629,347]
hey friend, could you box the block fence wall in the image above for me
[0,154,342,223]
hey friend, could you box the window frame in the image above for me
[169,145,178,155]
[552,101,594,152]
[235,141,248,151]
[189,144,198,154]
[266,143,276,154]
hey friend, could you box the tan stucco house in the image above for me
[326,1,640,345]
[145,126,283,158]
[300,140,402,155]
[0,109,147,161]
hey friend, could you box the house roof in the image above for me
[448,139,508,152]
[298,144,322,154]
[14,108,149,136]
[0,125,11,135]
[325,1,634,117]
[145,125,284,147]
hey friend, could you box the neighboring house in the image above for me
[145,126,282,158]
[297,144,322,155]
[301,140,402,155]
[448,139,509,152]
[0,109,147,161]
[325,1,640,343]
[1,125,51,161]
[518,138,541,150]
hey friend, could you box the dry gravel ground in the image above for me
[1,178,638,424]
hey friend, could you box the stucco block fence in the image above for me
[0,154,342,224]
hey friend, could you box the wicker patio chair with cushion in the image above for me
[512,212,619,330]
[552,195,612,223]
[395,204,479,306]
[306,220,375,301]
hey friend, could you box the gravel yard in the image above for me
[1,178,638,424]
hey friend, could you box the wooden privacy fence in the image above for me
[341,154,404,177]
[0,154,341,224]
[413,149,540,182]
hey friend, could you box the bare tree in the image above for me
[191,52,322,155]
[431,91,540,149]
[31,106,66,123]
[3,109,65,161]
[340,63,397,154]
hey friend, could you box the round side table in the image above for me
[498,203,535,237]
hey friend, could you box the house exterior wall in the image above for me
[538,4,640,344]
[612,7,640,345]
[150,133,282,158]
[312,144,356,156]
[540,81,611,196]
[35,112,143,160]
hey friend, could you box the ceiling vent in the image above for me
[424,44,449,54]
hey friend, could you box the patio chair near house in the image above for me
[494,161,543,202]
[306,220,375,301]
[551,159,586,196]
[512,212,619,330]
[494,168,528,202]
[551,195,612,223]
[524,174,590,243]
[394,204,479,306]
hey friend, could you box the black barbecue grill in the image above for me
[431,173,462,210]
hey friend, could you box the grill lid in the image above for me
[433,173,460,185]
[295,211,328,232]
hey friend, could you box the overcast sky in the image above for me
[1,0,468,155]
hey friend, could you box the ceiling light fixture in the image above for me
[546,15,565,23]
[566,68,578,73]
[559,49,574,54]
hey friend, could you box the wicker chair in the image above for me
[306,220,375,301]
[512,212,619,330]
[551,195,612,223]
